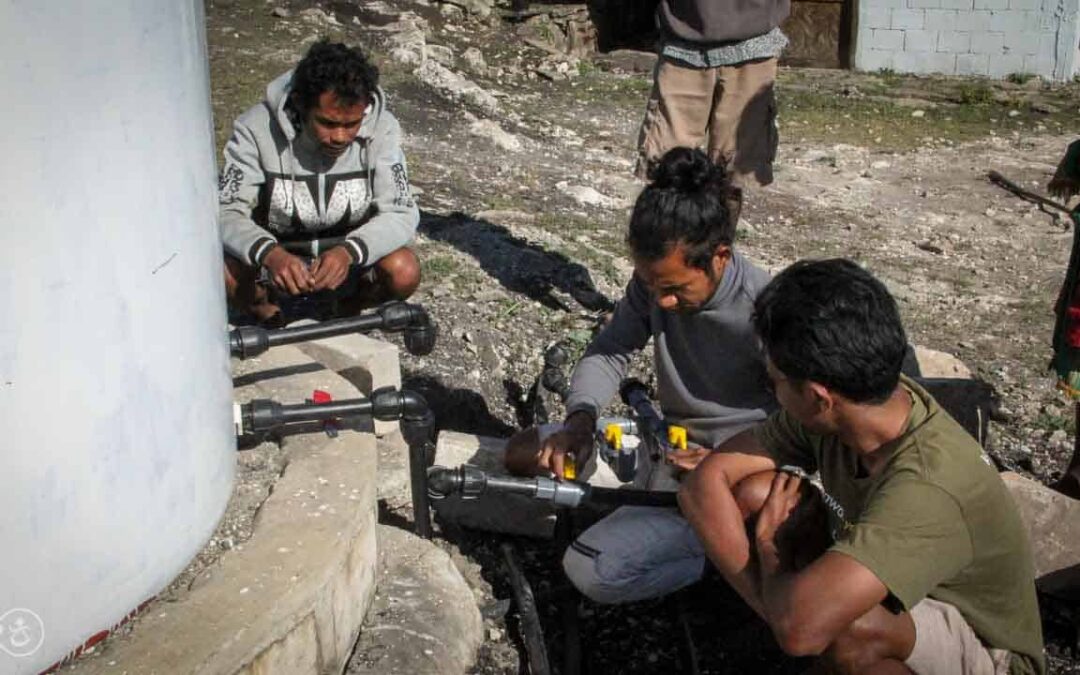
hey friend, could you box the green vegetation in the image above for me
[1006,72,1036,85]
[422,253,462,278]
[1035,408,1076,436]
[776,69,1079,151]
[955,82,995,105]
[576,59,599,78]
[876,67,902,87]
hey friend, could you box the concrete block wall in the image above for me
[854,0,1080,81]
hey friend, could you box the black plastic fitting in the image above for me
[229,301,437,359]
[619,378,669,457]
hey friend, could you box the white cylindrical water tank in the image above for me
[0,2,235,672]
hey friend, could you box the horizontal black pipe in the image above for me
[242,387,432,434]
[426,464,678,509]
[587,485,678,508]
[229,302,436,359]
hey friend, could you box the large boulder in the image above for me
[1002,472,1080,597]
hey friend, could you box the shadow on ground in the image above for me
[404,371,517,437]
[420,211,615,314]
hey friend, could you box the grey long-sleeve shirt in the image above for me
[565,252,775,449]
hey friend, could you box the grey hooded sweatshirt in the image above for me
[565,251,775,451]
[219,70,420,267]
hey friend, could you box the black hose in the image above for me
[502,543,551,675]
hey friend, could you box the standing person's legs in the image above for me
[708,57,779,189]
[635,59,718,179]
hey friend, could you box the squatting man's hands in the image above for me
[262,245,314,295]
[310,246,353,291]
[543,411,594,480]
[262,245,355,294]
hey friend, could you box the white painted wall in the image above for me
[854,0,1080,80]
[0,2,235,672]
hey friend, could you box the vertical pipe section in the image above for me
[0,2,234,672]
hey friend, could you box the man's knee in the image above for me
[822,610,914,675]
[222,254,274,316]
[375,247,421,300]
[731,470,777,519]
[504,427,542,476]
[223,254,253,300]
[562,545,632,605]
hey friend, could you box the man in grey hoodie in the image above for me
[220,40,420,325]
[637,0,789,199]
[505,148,775,604]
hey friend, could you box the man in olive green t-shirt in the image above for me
[679,259,1044,674]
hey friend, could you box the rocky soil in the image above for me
[203,0,1080,672]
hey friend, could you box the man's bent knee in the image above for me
[823,607,915,675]
[562,545,634,605]
[732,470,777,519]
[376,247,421,300]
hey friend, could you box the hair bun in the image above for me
[647,147,727,192]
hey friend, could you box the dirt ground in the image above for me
[202,0,1080,672]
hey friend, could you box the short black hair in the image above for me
[627,148,737,271]
[289,39,379,117]
[753,259,908,403]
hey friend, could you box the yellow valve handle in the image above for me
[604,423,623,450]
[668,426,687,451]
[563,453,577,480]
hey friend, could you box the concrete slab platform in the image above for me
[346,525,483,675]
[74,346,379,675]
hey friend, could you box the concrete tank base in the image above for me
[71,344,380,675]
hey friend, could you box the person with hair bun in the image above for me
[219,39,421,326]
[504,147,775,605]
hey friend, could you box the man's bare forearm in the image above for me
[679,475,765,615]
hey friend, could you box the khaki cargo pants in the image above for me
[636,56,778,188]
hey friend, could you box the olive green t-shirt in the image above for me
[754,377,1045,674]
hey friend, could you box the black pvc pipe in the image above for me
[586,485,679,508]
[620,378,667,441]
[555,510,582,675]
[229,301,437,359]
[401,412,436,539]
[426,465,679,509]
